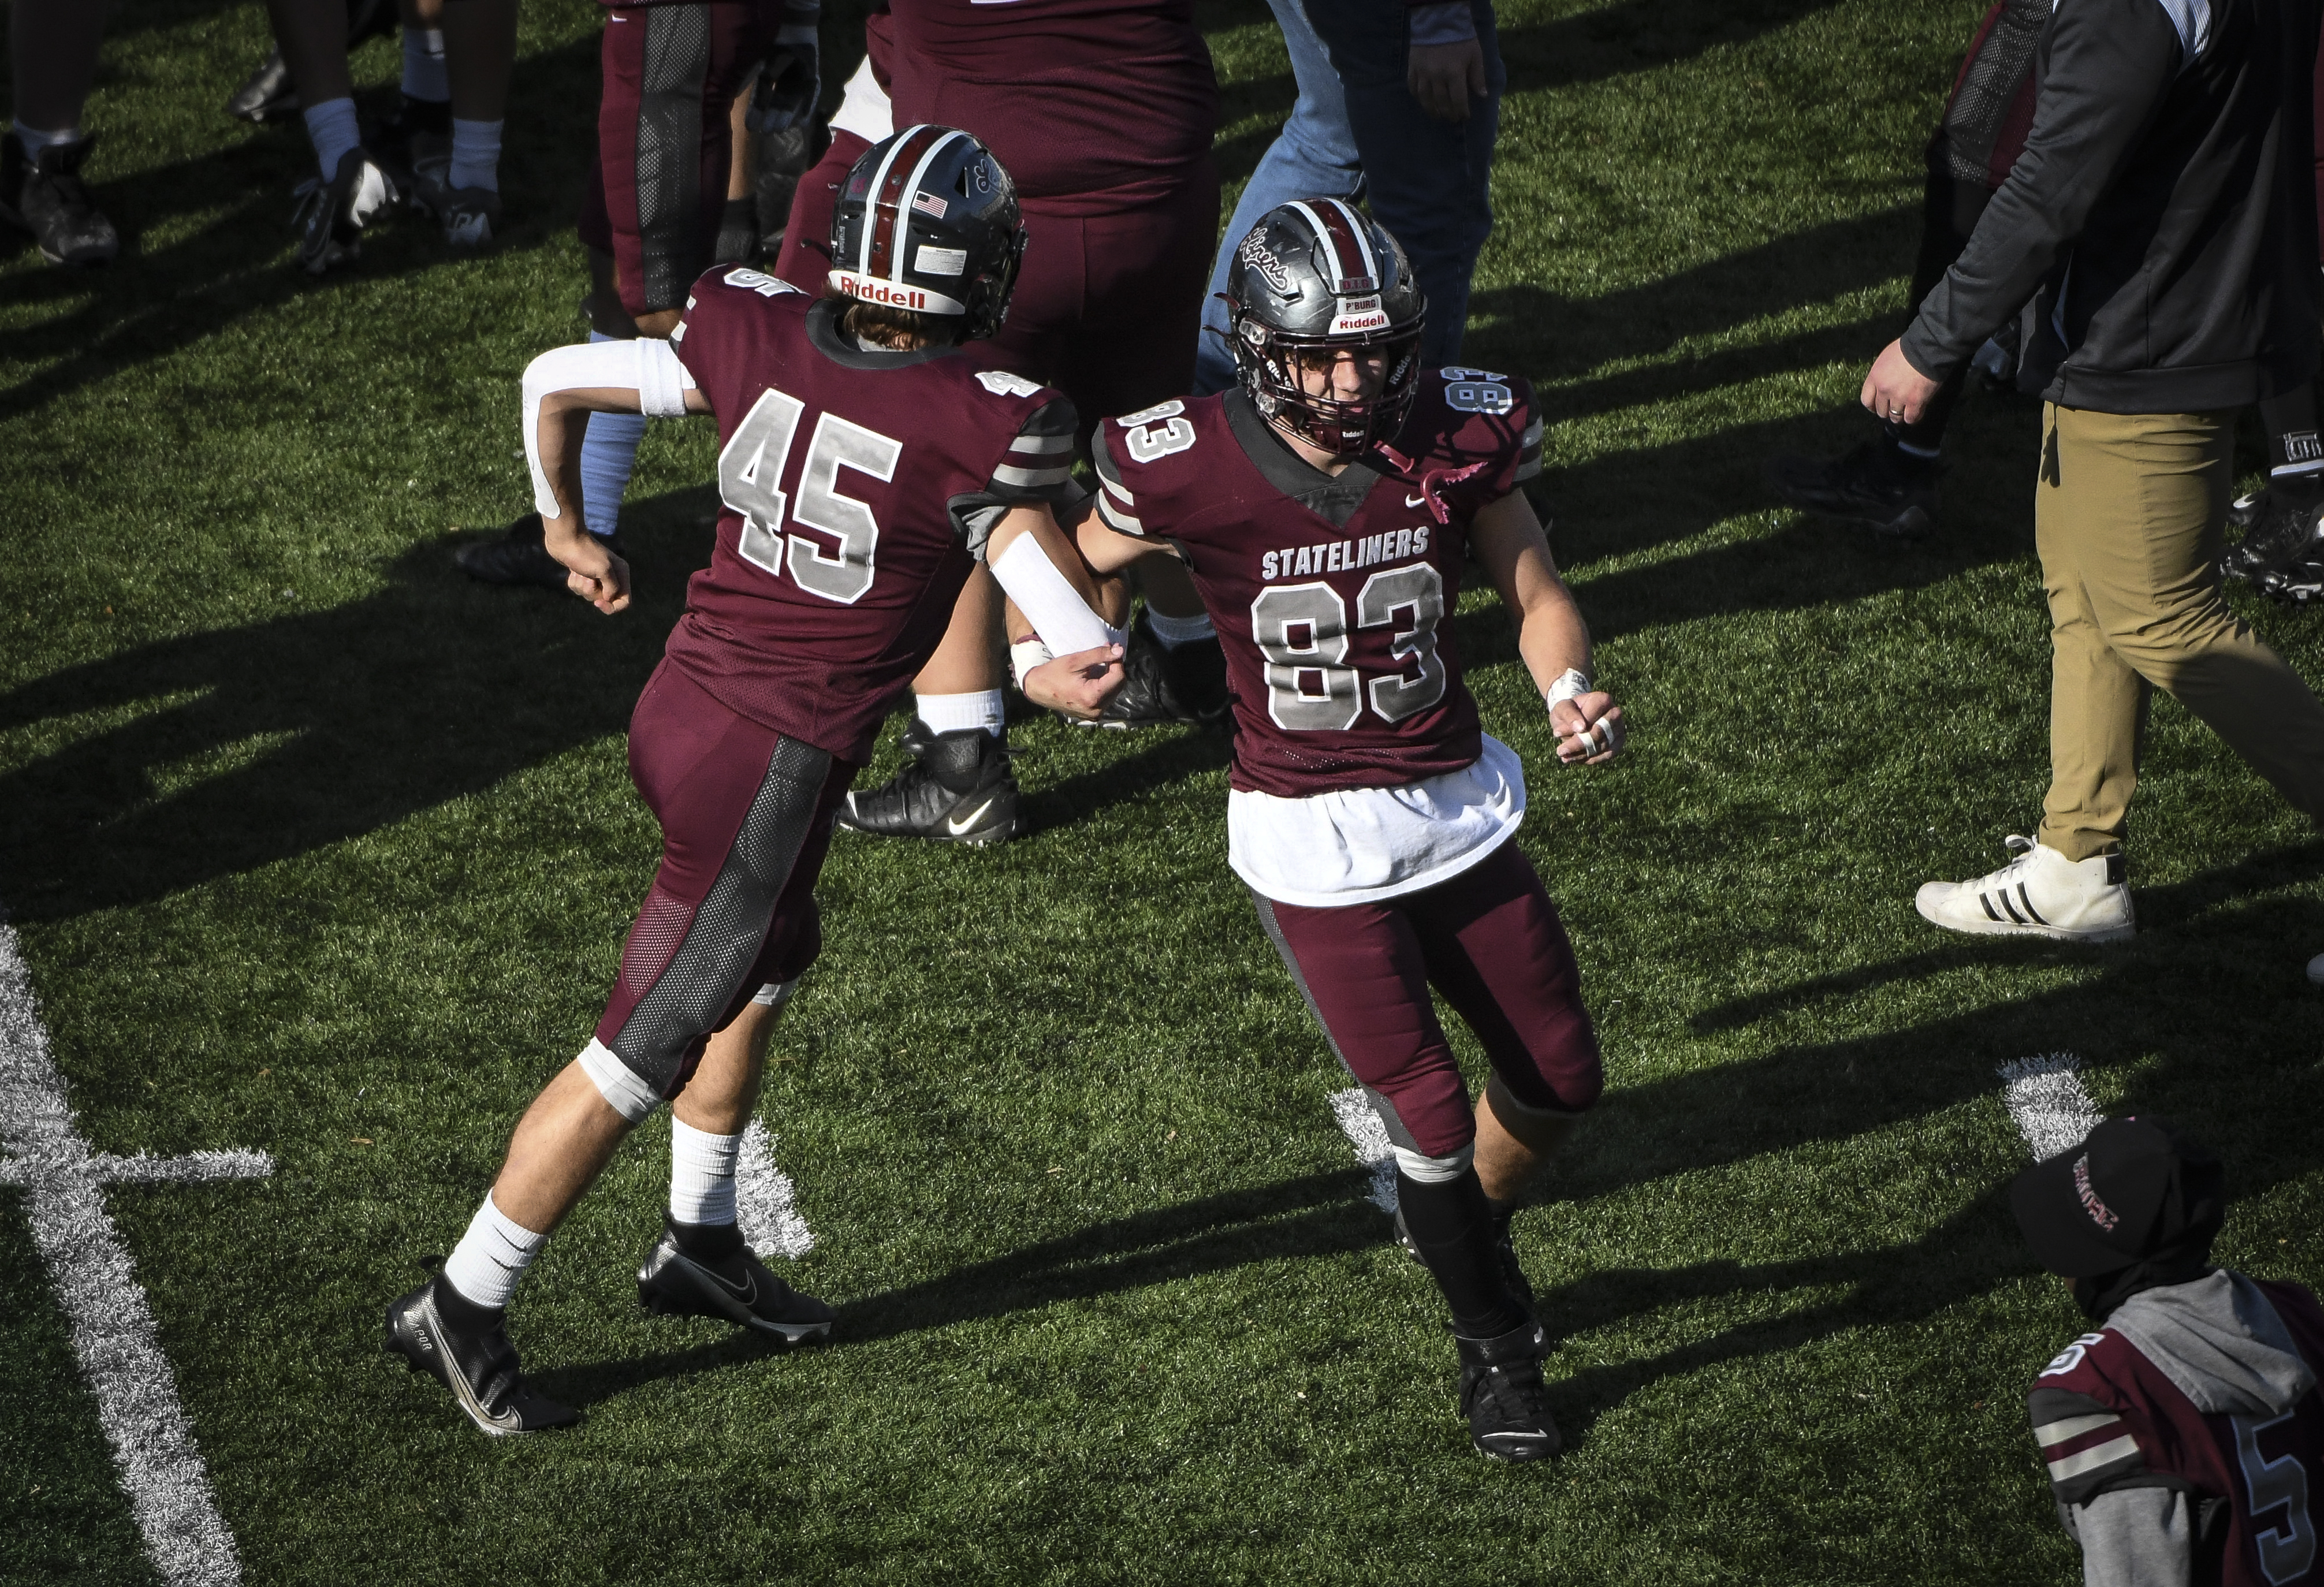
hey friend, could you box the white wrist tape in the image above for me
[522,339,695,518]
[1010,638,1055,688]
[1544,668,1592,710]
[989,532,1123,658]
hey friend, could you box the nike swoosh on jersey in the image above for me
[946,798,997,836]
[1405,493,1429,508]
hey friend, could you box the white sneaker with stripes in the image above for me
[1915,836,2134,942]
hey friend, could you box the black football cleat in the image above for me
[455,514,625,588]
[0,135,119,266]
[1079,610,1229,728]
[370,98,452,200]
[384,1279,578,1437]
[835,719,1025,845]
[1394,1199,1533,1311]
[225,48,299,122]
[1765,434,1943,538]
[1455,1316,1562,1463]
[291,146,397,275]
[637,1221,835,1343]
[2225,480,2324,597]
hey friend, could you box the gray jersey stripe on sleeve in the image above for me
[1100,472,1136,505]
[993,462,1075,490]
[1010,432,1076,456]
[1096,492,1144,535]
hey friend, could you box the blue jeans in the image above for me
[1195,0,1502,392]
[1192,0,1364,395]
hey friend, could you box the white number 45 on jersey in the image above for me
[719,387,903,605]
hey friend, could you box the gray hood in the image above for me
[2108,1269,2316,1417]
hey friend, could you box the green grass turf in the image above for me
[6,0,2324,1581]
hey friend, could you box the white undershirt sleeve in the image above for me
[522,338,697,518]
[988,531,1124,658]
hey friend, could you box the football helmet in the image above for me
[828,125,1025,342]
[1226,198,1426,457]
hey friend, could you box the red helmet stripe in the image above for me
[1289,198,1378,294]
[862,124,948,282]
[887,129,970,286]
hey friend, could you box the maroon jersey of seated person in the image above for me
[2029,1279,2324,1587]
[662,266,1079,763]
[1092,368,1544,798]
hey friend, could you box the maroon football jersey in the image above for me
[1092,369,1545,798]
[885,0,1215,213]
[2030,1278,2324,1587]
[664,266,1079,762]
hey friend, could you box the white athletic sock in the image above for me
[13,124,81,158]
[301,96,362,182]
[449,117,503,193]
[917,689,1005,737]
[1145,609,1215,650]
[401,27,449,103]
[670,1117,743,1227]
[578,331,647,541]
[440,1192,546,1311]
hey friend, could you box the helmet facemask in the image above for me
[1233,311,1425,459]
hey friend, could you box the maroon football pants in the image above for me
[580,0,781,319]
[593,662,854,1101]
[775,141,1216,427]
[1252,841,1603,1161]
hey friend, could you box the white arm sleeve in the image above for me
[828,54,894,144]
[522,339,697,517]
[988,531,1124,658]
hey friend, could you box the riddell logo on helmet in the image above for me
[841,277,927,310]
[2072,1154,2119,1231]
[1331,309,1390,333]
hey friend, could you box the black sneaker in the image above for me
[455,514,624,588]
[834,719,1024,844]
[371,98,452,199]
[1765,434,1943,538]
[225,49,299,122]
[1079,610,1228,728]
[0,135,118,266]
[2225,481,2324,589]
[384,1278,578,1436]
[291,146,397,275]
[1455,1316,1562,1462]
[636,1220,836,1342]
[1392,1199,1533,1311]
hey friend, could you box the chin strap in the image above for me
[1374,443,1485,524]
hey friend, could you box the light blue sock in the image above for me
[578,332,647,540]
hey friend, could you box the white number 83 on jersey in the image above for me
[1250,565,1447,731]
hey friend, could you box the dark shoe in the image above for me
[0,136,119,266]
[1079,611,1228,728]
[455,514,621,588]
[835,719,1024,844]
[291,146,397,275]
[412,171,500,252]
[1766,435,1943,538]
[1394,1199,1533,1311]
[636,1220,835,1342]
[371,98,451,197]
[384,1279,578,1436]
[225,48,300,122]
[1455,1316,1562,1463]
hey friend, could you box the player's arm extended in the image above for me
[983,505,1126,720]
[520,339,712,614]
[1470,488,1623,766]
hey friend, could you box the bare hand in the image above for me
[1860,339,1942,428]
[1024,643,1127,721]
[543,516,632,614]
[1550,693,1623,765]
[1407,38,1487,122]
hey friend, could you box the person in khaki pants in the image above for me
[1859,0,2324,944]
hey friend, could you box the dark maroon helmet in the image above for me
[1226,198,1427,457]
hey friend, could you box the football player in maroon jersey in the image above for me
[1070,199,1623,1461]
[2013,1119,2324,1587]
[385,128,1127,1436]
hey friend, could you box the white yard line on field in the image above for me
[1998,1051,2101,1161]
[1328,1087,1400,1213]
[0,918,267,1587]
[736,1117,813,1260]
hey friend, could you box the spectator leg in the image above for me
[1194,0,1365,395]
[11,0,110,137]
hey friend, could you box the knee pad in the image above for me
[578,1037,661,1124]
[1391,1141,1475,1183]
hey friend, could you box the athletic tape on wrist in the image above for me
[989,532,1122,657]
[578,1037,660,1123]
[1010,638,1055,688]
[1544,668,1592,710]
